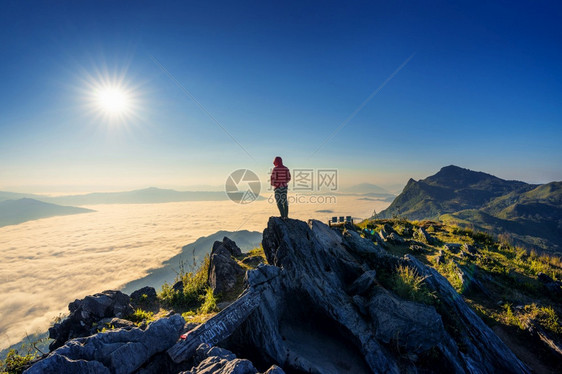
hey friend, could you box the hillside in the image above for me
[11,218,561,374]
[0,198,94,227]
[378,166,561,253]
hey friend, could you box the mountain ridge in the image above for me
[379,165,561,252]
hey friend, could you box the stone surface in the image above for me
[48,290,134,351]
[26,315,185,374]
[415,227,434,244]
[208,237,245,294]
[443,243,463,253]
[213,237,243,257]
[180,344,284,374]
[387,232,405,244]
[222,218,529,373]
[405,254,530,373]
[462,243,478,254]
[90,318,136,335]
[130,286,158,306]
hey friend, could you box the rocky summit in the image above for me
[24,217,535,374]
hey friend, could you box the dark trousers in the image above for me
[274,186,289,218]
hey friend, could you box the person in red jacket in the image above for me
[271,156,291,218]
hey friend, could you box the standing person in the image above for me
[271,156,291,219]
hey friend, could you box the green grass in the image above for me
[247,245,266,260]
[159,255,210,310]
[198,287,219,314]
[392,265,436,305]
[0,349,36,374]
[126,309,155,325]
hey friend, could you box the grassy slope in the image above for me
[359,218,562,373]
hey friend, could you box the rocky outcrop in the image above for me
[208,238,245,294]
[213,237,243,257]
[26,315,185,374]
[130,286,158,307]
[170,217,529,373]
[179,343,284,374]
[29,218,533,374]
[48,290,134,350]
[414,227,435,244]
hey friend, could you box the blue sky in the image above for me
[1,0,561,193]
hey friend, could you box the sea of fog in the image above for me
[0,196,390,350]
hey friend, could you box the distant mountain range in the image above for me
[337,183,396,201]
[378,165,562,253]
[0,198,94,227]
[343,183,391,195]
[0,187,232,206]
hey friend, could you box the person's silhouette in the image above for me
[271,156,291,219]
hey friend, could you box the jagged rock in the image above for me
[462,243,478,254]
[452,260,491,297]
[24,354,110,374]
[130,286,157,306]
[342,229,385,256]
[262,366,284,374]
[443,243,463,253]
[213,237,243,257]
[368,287,446,353]
[409,243,424,253]
[48,290,134,351]
[90,318,136,335]
[387,232,405,244]
[378,224,395,242]
[383,223,396,235]
[26,315,185,374]
[348,269,377,296]
[173,280,184,293]
[169,218,529,373]
[415,227,434,244]
[405,255,529,373]
[401,227,413,237]
[524,319,562,357]
[208,238,245,294]
[179,343,283,374]
[435,250,445,265]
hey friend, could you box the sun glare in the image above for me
[96,87,131,115]
[80,66,143,126]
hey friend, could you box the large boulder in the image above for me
[49,290,134,350]
[213,237,243,257]
[208,238,245,294]
[130,286,157,306]
[26,315,185,374]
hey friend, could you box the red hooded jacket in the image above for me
[271,156,291,189]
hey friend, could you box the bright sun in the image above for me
[95,87,131,115]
